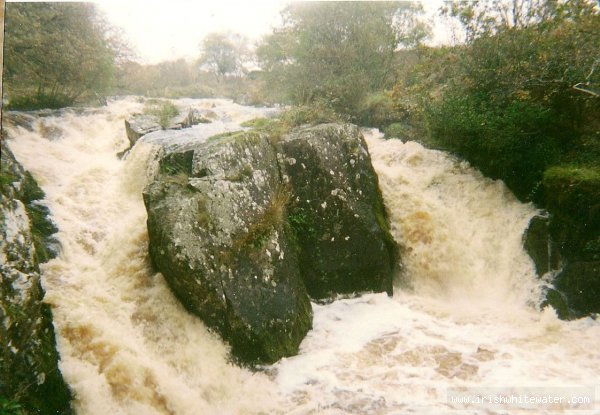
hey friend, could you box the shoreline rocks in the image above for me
[0,140,73,414]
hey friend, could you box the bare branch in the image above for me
[573,82,600,97]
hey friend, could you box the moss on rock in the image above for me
[0,140,72,414]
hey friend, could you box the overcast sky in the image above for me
[94,0,452,64]
[6,0,450,64]
[93,0,290,63]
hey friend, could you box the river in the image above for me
[5,97,599,414]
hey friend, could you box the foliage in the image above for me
[279,102,347,127]
[422,3,600,201]
[240,118,273,129]
[441,0,597,42]
[198,32,249,80]
[3,2,117,109]
[383,122,414,140]
[143,100,180,129]
[232,185,291,253]
[428,94,564,199]
[356,92,403,128]
[114,58,271,105]
[241,103,347,145]
[0,397,24,415]
[543,165,600,185]
[257,2,429,116]
[288,207,317,238]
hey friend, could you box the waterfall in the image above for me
[5,98,280,415]
[5,99,599,414]
[366,129,542,312]
[270,131,599,414]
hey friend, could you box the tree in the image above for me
[257,2,429,114]
[198,32,249,81]
[3,2,117,109]
[440,0,597,42]
[426,0,600,199]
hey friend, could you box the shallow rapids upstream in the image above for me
[5,98,599,414]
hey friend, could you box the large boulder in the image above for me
[124,114,161,147]
[278,124,397,299]
[143,123,398,364]
[0,140,72,414]
[125,108,213,149]
[143,131,312,364]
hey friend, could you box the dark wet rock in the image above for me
[201,109,219,120]
[523,215,561,277]
[143,123,397,363]
[525,171,600,319]
[541,288,572,320]
[524,213,600,319]
[278,124,397,299]
[143,131,312,364]
[542,169,600,262]
[0,140,72,414]
[178,108,212,126]
[552,261,600,318]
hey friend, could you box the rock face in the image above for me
[0,140,72,414]
[278,124,396,299]
[124,115,162,147]
[125,109,213,149]
[542,171,600,318]
[523,215,561,277]
[143,132,312,364]
[554,262,600,317]
[143,123,397,364]
[524,170,600,318]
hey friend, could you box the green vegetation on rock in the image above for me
[544,166,600,184]
[1,142,72,414]
[143,100,180,129]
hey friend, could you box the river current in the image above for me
[5,98,599,414]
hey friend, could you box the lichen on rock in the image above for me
[143,131,312,364]
[0,140,72,414]
[143,122,398,364]
[278,123,397,299]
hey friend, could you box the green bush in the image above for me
[0,397,25,415]
[241,102,347,146]
[143,100,179,129]
[383,123,411,140]
[240,118,273,129]
[427,94,564,200]
[544,166,600,184]
[279,102,346,127]
[357,92,401,128]
[5,92,73,110]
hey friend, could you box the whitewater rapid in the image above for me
[5,98,599,414]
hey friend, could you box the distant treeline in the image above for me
[4,0,599,198]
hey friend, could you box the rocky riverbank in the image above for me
[0,138,72,414]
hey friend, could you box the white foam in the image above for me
[6,103,599,415]
[7,98,280,415]
[272,131,600,414]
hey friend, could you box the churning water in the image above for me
[5,98,599,414]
